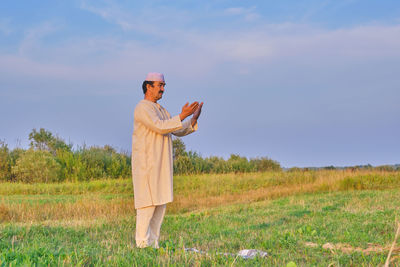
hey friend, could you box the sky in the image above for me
[0,0,399,167]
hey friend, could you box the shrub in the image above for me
[56,149,80,182]
[0,141,11,181]
[374,165,395,172]
[75,145,131,180]
[251,157,282,172]
[11,149,62,183]
[77,147,108,179]
[227,154,254,173]
[107,151,131,178]
[206,156,231,173]
[174,155,195,175]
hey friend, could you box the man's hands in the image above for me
[191,102,203,126]
[179,102,204,125]
[180,102,199,121]
[192,102,203,120]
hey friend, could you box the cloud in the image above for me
[224,6,260,21]
[2,1,400,99]
[18,22,61,56]
[80,0,135,31]
[2,22,400,83]
[79,0,193,38]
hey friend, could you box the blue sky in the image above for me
[1,0,399,167]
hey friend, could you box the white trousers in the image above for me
[135,204,166,248]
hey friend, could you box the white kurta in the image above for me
[132,99,198,209]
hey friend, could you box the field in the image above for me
[1,170,400,266]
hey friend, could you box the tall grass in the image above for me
[1,169,399,223]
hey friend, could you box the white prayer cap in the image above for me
[145,72,165,82]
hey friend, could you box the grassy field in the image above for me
[1,170,399,266]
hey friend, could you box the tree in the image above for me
[172,138,187,159]
[29,128,72,154]
[0,141,10,181]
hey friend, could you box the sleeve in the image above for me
[135,103,183,135]
[172,119,198,137]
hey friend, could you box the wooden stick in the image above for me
[385,222,400,267]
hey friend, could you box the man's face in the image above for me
[147,81,166,102]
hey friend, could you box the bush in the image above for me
[56,149,82,182]
[77,147,108,179]
[374,165,396,172]
[172,153,282,175]
[251,157,282,172]
[0,141,11,181]
[12,149,62,183]
[2,130,285,182]
[227,154,253,173]
[174,155,195,175]
[74,145,131,180]
[107,151,131,178]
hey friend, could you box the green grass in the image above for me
[0,179,132,196]
[1,189,400,266]
[1,171,400,265]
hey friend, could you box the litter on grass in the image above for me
[184,248,268,259]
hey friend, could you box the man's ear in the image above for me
[145,83,151,93]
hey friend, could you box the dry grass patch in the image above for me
[1,198,135,222]
[0,204,12,222]
[304,242,400,255]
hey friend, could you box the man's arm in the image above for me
[135,102,199,135]
[135,104,182,135]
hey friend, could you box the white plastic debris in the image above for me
[185,248,202,253]
[185,248,268,259]
[237,249,268,259]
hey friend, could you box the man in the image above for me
[131,72,203,248]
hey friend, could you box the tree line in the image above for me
[0,128,282,183]
[0,128,131,183]
[172,138,281,174]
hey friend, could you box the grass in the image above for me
[1,170,399,222]
[1,170,400,266]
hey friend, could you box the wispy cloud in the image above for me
[2,1,400,96]
[2,22,400,87]
[80,0,134,31]
[301,0,360,22]
[224,6,260,21]
[79,0,193,38]
[18,22,60,56]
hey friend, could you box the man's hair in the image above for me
[142,81,154,94]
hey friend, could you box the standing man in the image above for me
[132,72,203,248]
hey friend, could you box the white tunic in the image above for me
[132,99,198,209]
